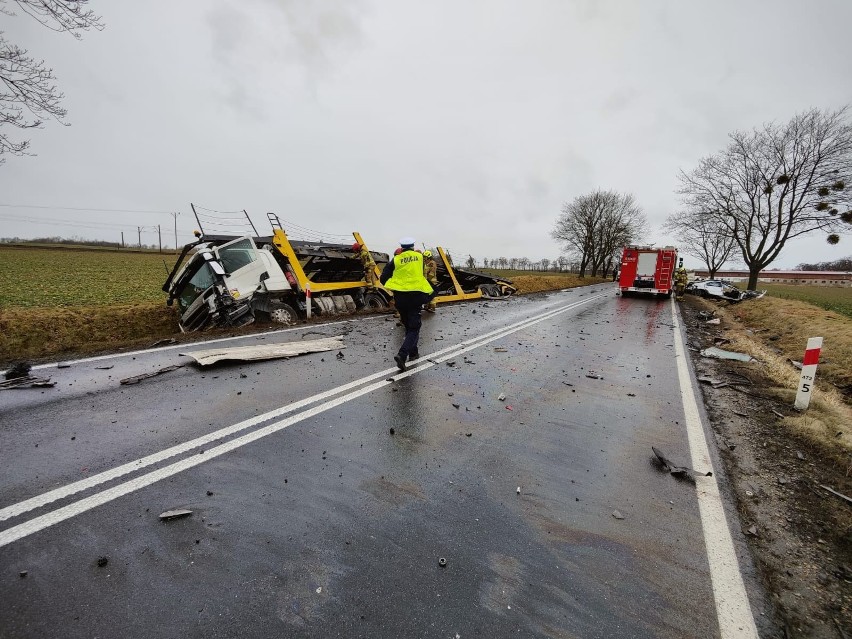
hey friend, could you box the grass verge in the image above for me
[691,296,852,458]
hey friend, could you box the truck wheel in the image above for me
[363,292,388,310]
[269,303,298,325]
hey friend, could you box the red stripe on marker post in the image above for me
[305,287,312,319]
[794,337,823,411]
[802,347,821,366]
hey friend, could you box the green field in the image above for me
[763,283,852,318]
[0,246,177,307]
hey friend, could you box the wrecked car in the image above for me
[686,279,766,302]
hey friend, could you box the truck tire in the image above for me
[363,291,388,310]
[269,303,298,325]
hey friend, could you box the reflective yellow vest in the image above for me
[385,251,434,294]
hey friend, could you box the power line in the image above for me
[0,204,176,214]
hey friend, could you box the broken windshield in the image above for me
[177,262,216,312]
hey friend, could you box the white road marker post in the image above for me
[305,287,312,319]
[794,337,823,411]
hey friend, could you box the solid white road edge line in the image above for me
[670,298,759,639]
[0,292,607,525]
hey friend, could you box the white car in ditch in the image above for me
[687,279,766,301]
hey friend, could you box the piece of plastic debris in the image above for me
[746,525,758,536]
[452,403,460,409]
[316,587,322,594]
[389,428,395,435]
[585,372,602,379]
[699,347,754,362]
[516,487,521,494]
[438,557,447,567]
[497,393,506,401]
[705,318,721,325]
[612,510,625,520]
[95,365,114,370]
[505,405,513,411]
[19,571,27,578]
[159,509,193,521]
[494,347,508,352]
[96,556,109,567]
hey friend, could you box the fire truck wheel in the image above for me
[269,303,298,325]
[363,292,388,310]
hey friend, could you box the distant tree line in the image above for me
[795,256,852,271]
[0,236,159,249]
[478,256,574,272]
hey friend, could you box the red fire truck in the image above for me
[617,245,678,297]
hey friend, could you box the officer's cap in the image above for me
[399,236,416,248]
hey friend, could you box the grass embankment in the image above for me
[694,293,852,457]
[0,247,603,364]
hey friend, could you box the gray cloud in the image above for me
[1,0,850,269]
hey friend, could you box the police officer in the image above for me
[380,237,434,371]
[422,250,439,313]
[675,260,688,300]
[352,242,377,290]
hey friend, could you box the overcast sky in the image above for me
[1,0,851,268]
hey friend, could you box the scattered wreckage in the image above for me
[163,206,516,332]
[686,279,766,302]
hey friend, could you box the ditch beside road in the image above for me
[681,296,852,639]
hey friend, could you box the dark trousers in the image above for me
[394,291,432,357]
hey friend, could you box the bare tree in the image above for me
[498,256,508,269]
[679,107,852,289]
[665,208,737,278]
[0,0,103,163]
[552,190,646,277]
[465,254,475,268]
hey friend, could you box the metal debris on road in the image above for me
[699,347,754,362]
[159,509,193,521]
[652,447,712,477]
[182,336,345,366]
[612,510,625,520]
[438,557,447,567]
[120,364,185,385]
[0,376,56,390]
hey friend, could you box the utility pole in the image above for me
[137,226,142,249]
[121,232,124,249]
[170,212,180,252]
[158,224,162,253]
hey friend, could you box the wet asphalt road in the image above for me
[0,284,759,638]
